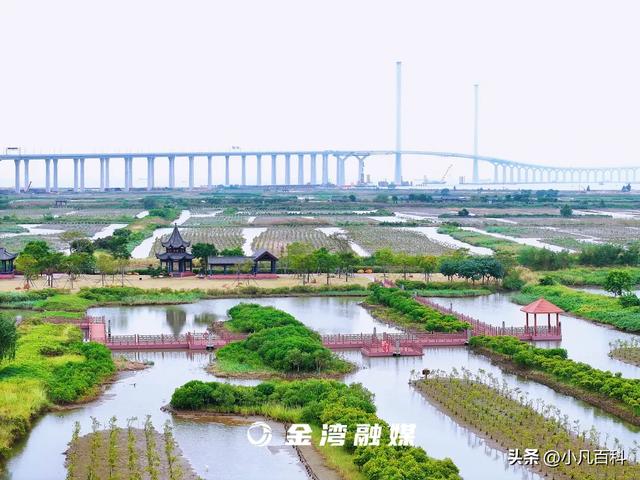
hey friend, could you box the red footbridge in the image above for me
[74,294,560,357]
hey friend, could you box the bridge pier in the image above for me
[104,158,109,190]
[322,153,329,185]
[13,160,20,193]
[493,164,498,183]
[80,158,85,192]
[100,158,105,191]
[168,156,175,189]
[146,156,155,191]
[225,155,230,185]
[45,158,51,192]
[271,154,277,185]
[73,158,79,192]
[53,159,59,192]
[256,154,262,186]
[298,154,304,185]
[188,156,195,190]
[23,159,30,191]
[241,155,247,186]
[310,153,317,185]
[358,158,365,184]
[501,164,507,183]
[207,155,213,189]
[285,154,291,184]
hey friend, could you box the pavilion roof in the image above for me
[161,225,190,248]
[0,247,17,261]
[520,298,564,314]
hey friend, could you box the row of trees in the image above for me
[518,242,640,271]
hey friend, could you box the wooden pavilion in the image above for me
[155,226,194,276]
[0,247,17,278]
[520,298,563,332]
[206,249,278,275]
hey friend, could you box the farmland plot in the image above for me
[150,227,244,256]
[251,226,350,256]
[344,226,454,255]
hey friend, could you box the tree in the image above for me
[60,230,87,253]
[70,238,95,255]
[21,240,51,258]
[418,255,438,282]
[374,248,395,279]
[560,204,573,217]
[95,253,117,286]
[14,254,40,286]
[337,251,357,282]
[314,248,338,285]
[457,208,470,217]
[220,247,244,256]
[192,243,218,274]
[61,253,95,289]
[395,253,416,280]
[604,270,633,297]
[0,317,17,363]
[285,242,316,284]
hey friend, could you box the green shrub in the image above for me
[367,285,469,332]
[470,335,640,415]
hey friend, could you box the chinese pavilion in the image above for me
[155,226,194,276]
[0,247,17,279]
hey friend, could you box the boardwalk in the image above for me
[73,294,560,357]
[414,296,562,341]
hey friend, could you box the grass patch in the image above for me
[540,267,640,286]
[0,322,115,459]
[513,284,640,332]
[437,224,524,254]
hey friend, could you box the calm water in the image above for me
[430,293,640,378]
[5,296,639,480]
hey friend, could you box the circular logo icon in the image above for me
[247,421,272,447]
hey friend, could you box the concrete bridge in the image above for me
[2,150,638,193]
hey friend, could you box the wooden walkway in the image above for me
[72,292,560,357]
[414,296,562,341]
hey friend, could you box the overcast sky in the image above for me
[2,0,639,187]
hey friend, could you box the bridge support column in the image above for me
[146,156,155,191]
[14,159,20,193]
[45,158,51,192]
[502,164,507,183]
[241,155,247,186]
[509,166,514,183]
[256,154,262,186]
[123,157,130,192]
[358,158,365,184]
[168,156,175,189]
[271,154,277,185]
[73,158,79,192]
[99,158,105,191]
[285,154,291,184]
[104,158,109,190]
[322,153,329,185]
[298,154,304,185]
[207,156,213,189]
[79,158,85,192]
[225,155,230,185]
[188,156,194,190]
[310,153,317,185]
[53,159,59,192]
[23,159,30,192]
[524,169,529,182]
[517,167,521,183]
[493,164,499,183]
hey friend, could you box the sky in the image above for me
[1,0,640,188]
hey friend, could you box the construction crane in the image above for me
[441,164,453,182]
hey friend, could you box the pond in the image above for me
[5,296,639,480]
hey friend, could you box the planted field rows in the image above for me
[251,226,350,256]
[344,226,453,255]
